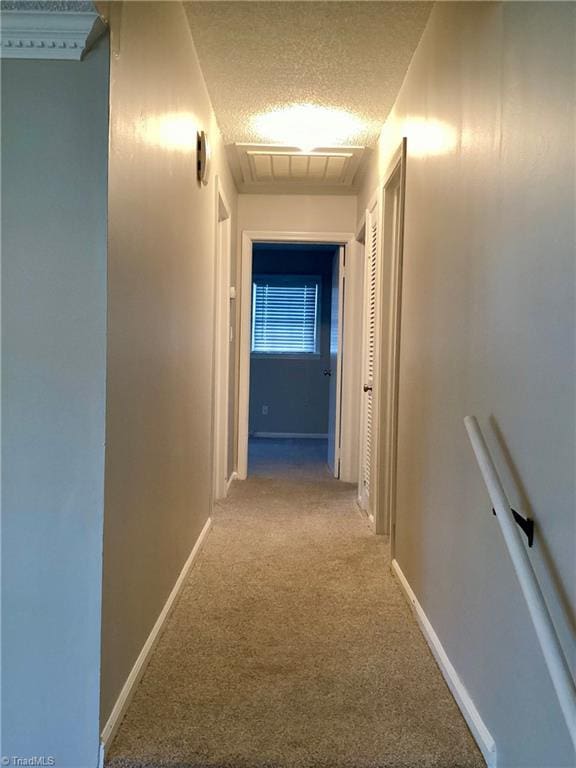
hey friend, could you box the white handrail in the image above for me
[464,416,576,751]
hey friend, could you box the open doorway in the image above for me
[238,231,360,482]
[246,242,341,477]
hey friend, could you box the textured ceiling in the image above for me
[184,1,432,148]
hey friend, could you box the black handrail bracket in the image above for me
[492,507,535,548]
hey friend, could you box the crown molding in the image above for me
[0,9,106,60]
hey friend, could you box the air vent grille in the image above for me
[248,151,353,183]
[231,144,365,191]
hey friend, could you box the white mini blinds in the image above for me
[251,275,321,355]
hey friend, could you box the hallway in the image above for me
[106,442,483,768]
[4,2,576,765]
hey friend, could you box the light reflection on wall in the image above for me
[402,118,458,157]
[135,112,198,152]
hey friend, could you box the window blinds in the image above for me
[251,276,320,354]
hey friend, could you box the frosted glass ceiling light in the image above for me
[252,104,365,152]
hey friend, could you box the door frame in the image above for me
[237,230,356,480]
[376,138,408,541]
[212,178,232,500]
[327,245,346,477]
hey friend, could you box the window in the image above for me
[251,275,321,355]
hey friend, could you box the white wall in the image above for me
[239,194,356,235]
[1,38,109,767]
[100,0,237,727]
[358,4,575,766]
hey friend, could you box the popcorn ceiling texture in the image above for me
[185,1,432,147]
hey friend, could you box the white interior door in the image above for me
[358,198,380,516]
[327,246,345,476]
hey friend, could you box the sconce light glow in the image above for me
[252,103,365,152]
[402,118,457,157]
[135,112,197,152]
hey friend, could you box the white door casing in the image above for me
[327,245,345,477]
[378,139,407,543]
[237,231,357,481]
[212,180,232,500]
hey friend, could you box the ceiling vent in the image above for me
[229,144,366,193]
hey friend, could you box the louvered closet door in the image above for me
[359,202,379,515]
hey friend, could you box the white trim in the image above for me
[337,242,363,484]
[378,139,407,542]
[251,432,328,439]
[238,232,252,479]
[0,10,106,60]
[238,230,357,480]
[226,471,238,493]
[100,517,213,755]
[355,212,367,507]
[327,245,345,478]
[212,179,232,501]
[391,558,497,768]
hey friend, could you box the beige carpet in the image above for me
[106,439,485,768]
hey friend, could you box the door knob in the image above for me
[363,384,373,392]
[323,369,332,376]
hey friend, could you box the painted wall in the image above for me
[1,39,109,767]
[249,245,336,436]
[100,1,237,727]
[358,3,575,766]
[238,194,356,235]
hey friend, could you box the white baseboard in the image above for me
[226,471,237,493]
[100,517,213,756]
[251,432,328,439]
[391,558,497,768]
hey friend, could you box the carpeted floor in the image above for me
[106,439,485,768]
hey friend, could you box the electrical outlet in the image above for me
[262,405,269,416]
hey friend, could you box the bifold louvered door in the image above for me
[359,199,380,516]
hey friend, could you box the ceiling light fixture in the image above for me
[251,103,365,153]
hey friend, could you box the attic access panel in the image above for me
[232,144,365,191]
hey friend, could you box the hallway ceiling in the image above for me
[184,1,432,192]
